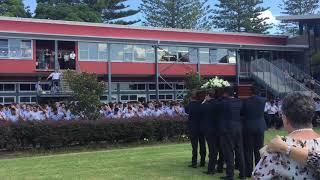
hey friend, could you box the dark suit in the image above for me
[185,100,206,166]
[202,98,223,173]
[218,97,245,179]
[242,95,266,177]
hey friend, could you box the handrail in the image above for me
[272,59,320,95]
[250,58,318,98]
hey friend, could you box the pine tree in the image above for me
[278,0,319,35]
[0,0,31,18]
[95,0,140,25]
[35,0,139,24]
[140,0,212,30]
[212,0,271,33]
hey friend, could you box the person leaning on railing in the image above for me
[267,135,320,179]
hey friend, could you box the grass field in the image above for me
[0,130,289,180]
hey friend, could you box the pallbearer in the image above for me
[218,86,245,180]
[242,86,266,178]
[202,89,223,174]
[185,90,206,168]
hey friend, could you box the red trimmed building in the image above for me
[0,16,309,104]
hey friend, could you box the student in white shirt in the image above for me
[123,107,135,119]
[152,105,163,117]
[0,105,6,121]
[137,106,147,118]
[265,100,279,128]
[47,70,62,92]
[8,108,20,122]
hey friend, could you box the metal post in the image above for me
[236,49,240,85]
[196,48,201,80]
[54,40,58,70]
[107,43,112,102]
[155,44,159,101]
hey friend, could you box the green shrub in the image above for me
[0,117,188,151]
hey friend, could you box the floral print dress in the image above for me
[252,137,320,180]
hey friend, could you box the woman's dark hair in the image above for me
[281,93,315,129]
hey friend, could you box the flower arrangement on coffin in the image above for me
[201,76,231,89]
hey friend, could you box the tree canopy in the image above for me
[140,0,212,30]
[0,0,31,18]
[212,0,271,33]
[34,0,139,24]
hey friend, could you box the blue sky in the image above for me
[23,0,283,32]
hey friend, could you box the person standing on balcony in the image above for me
[47,70,62,93]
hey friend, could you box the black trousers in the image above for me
[190,131,206,165]
[243,132,264,177]
[220,133,245,179]
[206,134,224,172]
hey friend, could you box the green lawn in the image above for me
[0,130,289,180]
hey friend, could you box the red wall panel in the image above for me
[78,61,108,74]
[0,20,286,46]
[111,62,155,75]
[159,63,197,76]
[78,62,235,76]
[200,64,236,76]
[0,59,35,74]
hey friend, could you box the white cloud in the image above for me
[259,10,279,25]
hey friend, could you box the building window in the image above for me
[199,48,210,64]
[106,83,118,92]
[149,94,173,101]
[119,83,146,91]
[120,95,138,102]
[176,83,185,90]
[110,44,124,61]
[210,49,236,64]
[133,45,154,62]
[100,95,117,102]
[0,39,32,59]
[79,42,107,61]
[159,84,173,90]
[0,39,9,58]
[158,46,191,63]
[19,96,36,103]
[148,83,173,91]
[0,83,16,92]
[177,47,189,62]
[19,83,36,92]
[124,45,133,61]
[176,93,186,100]
[1,96,16,104]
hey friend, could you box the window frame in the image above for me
[119,82,147,91]
[0,39,32,60]
[0,83,16,93]
[19,96,37,104]
[78,42,108,61]
[1,96,16,105]
[19,83,36,92]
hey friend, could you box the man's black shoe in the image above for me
[238,176,246,179]
[220,176,235,180]
[203,171,215,175]
[188,164,197,168]
[216,169,223,173]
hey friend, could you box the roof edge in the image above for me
[0,16,288,39]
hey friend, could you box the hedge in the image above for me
[0,116,188,151]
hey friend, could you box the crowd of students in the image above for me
[99,101,186,119]
[264,97,320,128]
[0,101,186,122]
